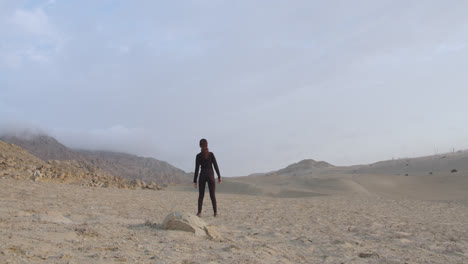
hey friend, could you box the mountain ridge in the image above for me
[250,150,468,178]
[0,134,189,184]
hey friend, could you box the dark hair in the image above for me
[199,138,209,158]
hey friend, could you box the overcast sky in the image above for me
[1,0,468,176]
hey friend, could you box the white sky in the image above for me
[1,0,468,176]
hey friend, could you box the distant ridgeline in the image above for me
[250,152,468,178]
[0,134,190,184]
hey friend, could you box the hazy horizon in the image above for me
[2,1,468,176]
[1,124,467,176]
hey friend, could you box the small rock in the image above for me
[358,252,379,258]
[205,225,223,241]
[222,245,240,252]
[131,179,142,188]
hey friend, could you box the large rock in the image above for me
[162,212,222,240]
[162,212,206,235]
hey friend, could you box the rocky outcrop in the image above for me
[76,150,189,184]
[0,140,161,190]
[0,134,189,184]
[0,134,81,161]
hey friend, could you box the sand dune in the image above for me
[209,152,468,203]
[348,151,468,176]
[353,173,468,201]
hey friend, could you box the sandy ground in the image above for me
[1,177,467,264]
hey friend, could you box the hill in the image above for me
[0,134,189,184]
[0,140,159,189]
[188,151,468,201]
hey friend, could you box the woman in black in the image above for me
[193,138,221,217]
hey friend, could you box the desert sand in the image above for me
[1,161,468,264]
[1,146,468,263]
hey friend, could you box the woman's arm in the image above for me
[193,154,200,183]
[211,152,221,179]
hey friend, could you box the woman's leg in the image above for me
[198,177,206,214]
[207,177,217,215]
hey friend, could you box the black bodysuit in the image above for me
[193,152,221,214]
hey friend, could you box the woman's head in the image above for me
[199,138,209,158]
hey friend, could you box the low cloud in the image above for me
[0,121,49,140]
[52,125,163,159]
